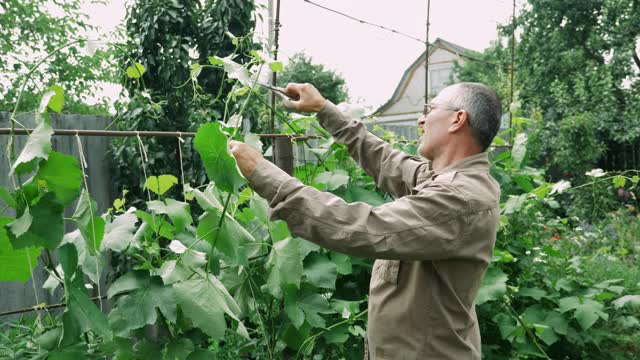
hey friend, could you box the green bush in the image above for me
[477,140,640,359]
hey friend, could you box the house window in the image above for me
[429,68,451,96]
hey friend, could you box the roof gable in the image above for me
[372,38,475,115]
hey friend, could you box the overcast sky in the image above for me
[83,0,518,108]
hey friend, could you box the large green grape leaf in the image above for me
[322,323,350,344]
[193,122,246,194]
[158,260,193,286]
[314,170,350,191]
[61,230,102,285]
[164,338,194,360]
[185,184,223,212]
[36,328,63,351]
[303,253,337,289]
[72,191,105,255]
[615,315,640,329]
[37,151,82,207]
[542,310,569,336]
[281,322,312,351]
[10,119,54,176]
[491,312,518,341]
[107,270,149,299]
[0,217,42,282]
[298,238,321,259]
[284,286,335,329]
[197,210,259,266]
[613,295,640,310]
[174,276,247,340]
[147,199,192,233]
[0,186,16,208]
[108,272,176,336]
[223,270,255,316]
[101,212,138,252]
[269,220,292,243]
[522,305,559,346]
[265,237,303,298]
[284,287,306,329]
[115,338,162,360]
[558,296,608,330]
[214,55,252,87]
[157,242,207,285]
[8,192,64,249]
[134,210,175,241]
[330,252,353,275]
[58,244,111,345]
[518,287,548,301]
[45,85,65,113]
[143,175,178,196]
[7,207,32,238]
[250,194,269,223]
[476,266,508,305]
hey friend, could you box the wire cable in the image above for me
[302,0,510,69]
[302,0,426,44]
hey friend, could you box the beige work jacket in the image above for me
[248,101,501,359]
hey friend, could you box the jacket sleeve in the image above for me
[248,158,472,261]
[317,101,428,198]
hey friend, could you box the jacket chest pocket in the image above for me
[373,260,401,285]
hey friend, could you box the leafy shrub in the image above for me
[477,136,640,359]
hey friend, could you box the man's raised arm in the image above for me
[285,83,427,198]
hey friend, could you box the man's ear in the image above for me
[448,110,469,133]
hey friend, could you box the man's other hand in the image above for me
[284,83,327,113]
[228,140,263,178]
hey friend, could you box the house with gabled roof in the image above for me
[368,38,477,139]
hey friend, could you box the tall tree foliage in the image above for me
[518,0,639,124]
[518,0,640,172]
[456,0,640,173]
[110,0,258,206]
[277,52,349,105]
[0,0,115,113]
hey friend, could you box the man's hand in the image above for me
[284,83,327,113]
[228,140,263,178]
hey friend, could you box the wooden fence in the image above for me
[0,112,114,319]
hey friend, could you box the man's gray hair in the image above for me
[446,83,502,151]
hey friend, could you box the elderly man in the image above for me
[229,82,502,359]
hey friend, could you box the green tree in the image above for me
[517,0,639,119]
[516,0,640,170]
[277,52,349,105]
[456,0,640,175]
[0,0,116,114]
[110,0,259,206]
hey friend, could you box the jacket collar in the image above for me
[432,152,490,177]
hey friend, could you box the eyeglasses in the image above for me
[423,103,460,116]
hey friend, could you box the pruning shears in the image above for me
[254,82,297,108]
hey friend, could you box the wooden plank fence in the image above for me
[0,112,114,319]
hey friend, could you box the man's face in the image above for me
[417,89,458,159]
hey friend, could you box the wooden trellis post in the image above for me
[274,137,294,175]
